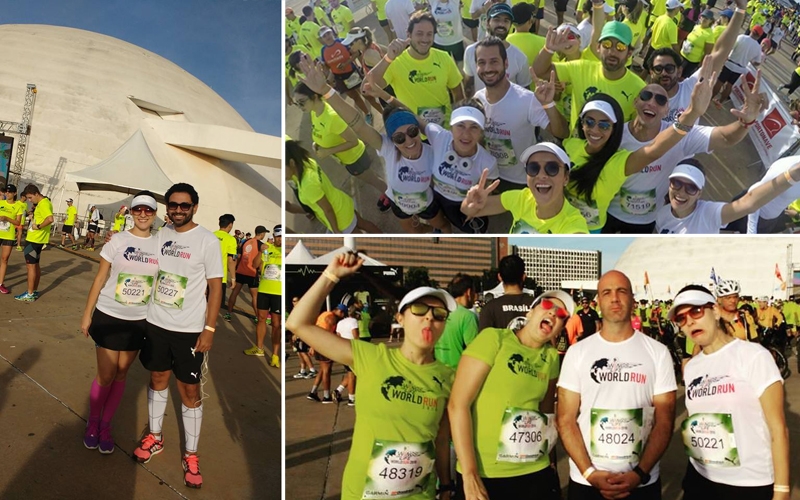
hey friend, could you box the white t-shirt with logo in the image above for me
[746,155,800,232]
[385,0,416,36]
[426,122,498,201]
[724,35,763,74]
[557,331,677,486]
[147,225,224,333]
[683,339,782,486]
[609,122,712,225]
[475,83,550,185]
[431,0,464,47]
[664,73,699,125]
[97,231,160,321]
[336,317,359,339]
[464,42,532,93]
[771,26,785,44]
[655,200,725,234]
[381,135,436,215]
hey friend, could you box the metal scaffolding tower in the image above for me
[0,84,37,185]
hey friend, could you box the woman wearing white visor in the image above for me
[668,285,789,500]
[654,158,800,234]
[460,142,589,233]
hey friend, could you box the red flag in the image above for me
[644,271,650,286]
[776,264,784,282]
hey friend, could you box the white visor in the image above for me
[131,195,158,211]
[580,100,617,123]
[450,106,486,129]
[670,164,705,190]
[556,24,582,38]
[520,142,571,169]
[667,289,716,320]
[398,286,458,312]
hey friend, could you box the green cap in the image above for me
[598,21,632,47]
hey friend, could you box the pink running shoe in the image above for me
[133,433,164,463]
[0,284,9,294]
[182,454,203,488]
[83,418,100,449]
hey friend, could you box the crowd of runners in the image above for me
[285,0,800,234]
[286,251,793,499]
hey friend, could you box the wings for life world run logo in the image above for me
[380,375,441,411]
[161,241,192,260]
[686,374,735,400]
[397,166,429,184]
[408,69,439,85]
[507,353,548,381]
[122,247,158,265]
[590,358,646,384]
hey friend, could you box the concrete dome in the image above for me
[614,237,799,300]
[0,24,280,233]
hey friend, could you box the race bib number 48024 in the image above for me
[681,413,740,467]
[590,408,643,463]
[153,271,188,310]
[496,408,557,463]
[363,440,435,499]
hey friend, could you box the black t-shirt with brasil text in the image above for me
[479,293,535,331]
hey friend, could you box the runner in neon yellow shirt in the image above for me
[285,7,302,42]
[373,0,395,42]
[59,198,79,248]
[287,254,458,500]
[298,7,324,56]
[247,225,283,366]
[649,1,681,55]
[330,0,354,35]
[112,205,127,233]
[680,11,715,76]
[213,214,238,312]
[0,184,26,294]
[16,184,54,302]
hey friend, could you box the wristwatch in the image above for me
[633,466,651,484]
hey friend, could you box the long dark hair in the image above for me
[285,139,313,183]
[571,93,624,204]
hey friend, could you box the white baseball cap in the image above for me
[669,164,705,190]
[666,0,682,9]
[532,290,576,316]
[580,100,617,123]
[520,142,571,168]
[398,287,457,312]
[450,106,486,129]
[556,23,582,38]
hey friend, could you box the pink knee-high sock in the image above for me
[101,380,126,424]
[89,380,112,420]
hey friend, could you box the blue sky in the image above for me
[3,0,281,135]
[509,237,635,274]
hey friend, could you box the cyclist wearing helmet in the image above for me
[755,297,783,332]
[715,280,758,342]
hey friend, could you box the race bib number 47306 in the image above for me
[496,408,557,463]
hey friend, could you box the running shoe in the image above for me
[292,371,308,379]
[243,346,265,357]
[223,313,232,322]
[98,423,114,454]
[270,354,280,368]
[0,284,9,294]
[307,392,321,402]
[182,454,203,489]
[15,246,22,251]
[133,433,164,463]
[32,291,39,299]
[347,400,355,407]
[321,395,334,404]
[83,418,100,450]
[333,390,342,404]
[14,291,35,303]
[252,317,258,325]
[377,194,391,212]
[57,244,64,248]
[305,370,318,379]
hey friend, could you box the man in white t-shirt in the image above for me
[712,28,764,105]
[131,183,224,490]
[463,3,532,95]
[385,0,417,37]
[557,270,677,499]
[473,37,568,190]
[84,205,101,251]
[333,305,360,406]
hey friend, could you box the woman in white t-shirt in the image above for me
[654,159,800,234]
[667,285,789,500]
[335,306,361,405]
[79,191,160,455]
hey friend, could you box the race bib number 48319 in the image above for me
[153,271,188,309]
[363,440,435,499]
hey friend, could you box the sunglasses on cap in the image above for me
[673,304,713,327]
[583,116,612,131]
[131,206,156,215]
[540,299,569,319]
[669,178,700,196]
[525,161,563,177]
[406,302,449,321]
[391,124,420,145]
[167,202,194,211]
[651,64,677,75]
[600,39,628,52]
[639,90,669,106]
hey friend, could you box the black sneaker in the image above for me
[333,390,342,404]
[347,400,355,407]
[321,395,334,404]
[377,194,391,213]
[307,392,321,402]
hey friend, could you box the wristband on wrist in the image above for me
[322,270,340,283]
[321,87,336,100]
[204,325,215,332]
[544,47,555,54]
[784,170,797,185]
[387,96,396,104]
[739,117,756,128]
[542,101,556,109]
[383,54,394,63]
[436,483,456,494]
[774,485,790,493]
[734,7,746,14]
[582,466,596,480]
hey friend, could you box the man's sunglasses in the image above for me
[391,125,420,145]
[651,64,677,75]
[131,206,156,215]
[639,90,669,106]
[167,202,194,211]
[669,178,700,196]
[673,304,712,327]
[406,302,449,321]
[525,161,563,177]
[600,39,628,52]
[583,116,612,131]
[539,298,569,319]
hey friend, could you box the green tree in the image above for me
[404,267,439,290]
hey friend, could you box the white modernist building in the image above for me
[614,237,798,300]
[0,24,281,234]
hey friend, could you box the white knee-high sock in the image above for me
[182,403,203,454]
[148,387,169,436]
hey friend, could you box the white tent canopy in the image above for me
[65,129,173,202]
[286,240,388,267]
[285,240,317,264]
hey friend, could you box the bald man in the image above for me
[556,270,677,500]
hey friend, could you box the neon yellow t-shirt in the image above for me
[652,0,666,17]
[330,6,354,34]
[624,14,648,49]
[564,138,632,231]
[296,161,355,232]
[311,102,366,165]
[375,0,389,21]
[286,16,302,39]
[298,20,324,58]
[0,199,25,241]
[507,32,546,66]
[27,197,54,244]
[383,48,463,126]
[113,213,126,231]
[458,328,560,478]
[342,340,453,500]
[65,205,77,225]
[682,25,713,63]
[750,12,765,30]
[650,14,678,50]
[314,6,332,27]
[258,242,281,295]
[712,24,726,43]
[286,45,311,88]
[213,230,238,284]
[553,59,645,130]
[500,189,590,234]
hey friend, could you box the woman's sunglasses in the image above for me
[540,299,569,319]
[674,304,712,327]
[525,161,563,177]
[391,125,420,145]
[583,116,612,131]
[131,206,156,215]
[600,39,628,52]
[406,302,449,321]
[669,178,700,196]
[639,90,669,107]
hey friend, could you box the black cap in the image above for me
[511,2,535,24]
[255,225,268,235]
[5,184,16,192]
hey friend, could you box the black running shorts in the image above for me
[23,242,44,264]
[257,292,282,314]
[235,273,258,289]
[89,308,146,351]
[140,322,205,385]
